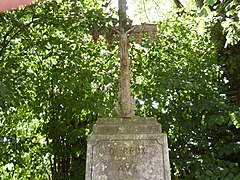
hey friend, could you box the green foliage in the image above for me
[0,107,48,179]
[0,0,118,179]
[0,0,240,179]
[204,0,217,6]
[131,13,240,179]
[199,0,240,47]
[199,5,211,17]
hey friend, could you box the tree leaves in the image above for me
[204,0,217,6]
[199,5,211,17]
[0,0,240,179]
[132,13,240,179]
[0,0,117,179]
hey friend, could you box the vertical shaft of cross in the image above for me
[115,0,136,117]
[118,0,127,29]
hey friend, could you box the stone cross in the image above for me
[92,0,157,117]
[86,5,171,178]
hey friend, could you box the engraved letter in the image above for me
[110,148,114,155]
[118,165,124,172]
[141,146,147,154]
[123,147,128,155]
[130,147,134,155]
[132,164,138,173]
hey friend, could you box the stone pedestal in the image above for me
[85,117,171,180]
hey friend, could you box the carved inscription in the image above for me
[110,146,146,155]
[91,139,166,180]
[118,163,138,173]
[108,145,146,174]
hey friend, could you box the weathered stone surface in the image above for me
[93,117,161,134]
[85,117,171,180]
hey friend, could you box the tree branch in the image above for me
[173,0,184,8]
[142,0,150,22]
[0,18,38,55]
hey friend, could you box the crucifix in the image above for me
[92,0,157,117]
[86,3,171,179]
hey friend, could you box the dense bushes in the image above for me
[0,0,239,179]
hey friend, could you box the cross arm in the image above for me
[130,23,158,41]
[91,23,157,44]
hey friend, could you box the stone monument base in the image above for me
[85,117,171,180]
